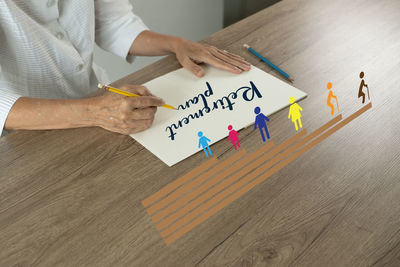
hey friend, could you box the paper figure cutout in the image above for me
[288,96,303,131]
[227,125,240,150]
[326,82,339,116]
[254,106,271,142]
[358,72,370,104]
[198,131,212,157]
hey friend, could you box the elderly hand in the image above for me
[172,38,251,77]
[91,85,165,135]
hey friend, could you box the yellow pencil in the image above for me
[98,83,177,110]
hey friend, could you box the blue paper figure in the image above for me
[254,106,270,142]
[198,131,212,157]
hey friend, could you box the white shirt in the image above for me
[0,0,148,136]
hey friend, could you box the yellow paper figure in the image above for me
[288,96,303,131]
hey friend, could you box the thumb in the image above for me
[179,57,205,78]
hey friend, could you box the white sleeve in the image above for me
[0,90,21,136]
[94,0,149,63]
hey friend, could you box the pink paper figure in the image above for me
[228,125,240,150]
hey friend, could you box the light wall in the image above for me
[93,0,224,82]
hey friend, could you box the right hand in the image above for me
[91,85,165,135]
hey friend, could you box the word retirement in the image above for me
[165,81,263,140]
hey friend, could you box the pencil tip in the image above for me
[98,83,104,89]
[243,44,250,49]
[288,77,294,83]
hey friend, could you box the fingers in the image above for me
[178,55,205,77]
[108,109,156,135]
[220,49,246,61]
[130,119,154,133]
[213,48,251,71]
[207,47,251,73]
[128,95,165,108]
[119,85,152,96]
[129,107,157,120]
[124,118,154,133]
[174,39,253,77]
[96,84,164,135]
[203,53,243,74]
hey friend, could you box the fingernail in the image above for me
[156,97,165,104]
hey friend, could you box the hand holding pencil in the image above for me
[91,84,167,135]
[99,84,177,110]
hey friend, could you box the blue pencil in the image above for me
[243,44,293,82]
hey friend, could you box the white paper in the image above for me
[130,65,307,166]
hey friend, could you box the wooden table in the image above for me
[1,0,400,265]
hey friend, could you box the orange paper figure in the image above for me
[288,96,303,131]
[326,82,339,116]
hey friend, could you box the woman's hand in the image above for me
[172,38,251,77]
[5,85,164,135]
[130,31,251,77]
[90,85,165,135]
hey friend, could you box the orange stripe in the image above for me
[307,103,371,150]
[142,157,218,207]
[147,150,246,215]
[165,106,370,244]
[159,130,307,236]
[260,114,343,161]
[153,142,274,225]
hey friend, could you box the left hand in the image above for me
[172,38,251,77]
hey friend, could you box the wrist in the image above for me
[168,36,185,54]
[83,97,102,128]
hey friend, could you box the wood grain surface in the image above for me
[1,0,400,266]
